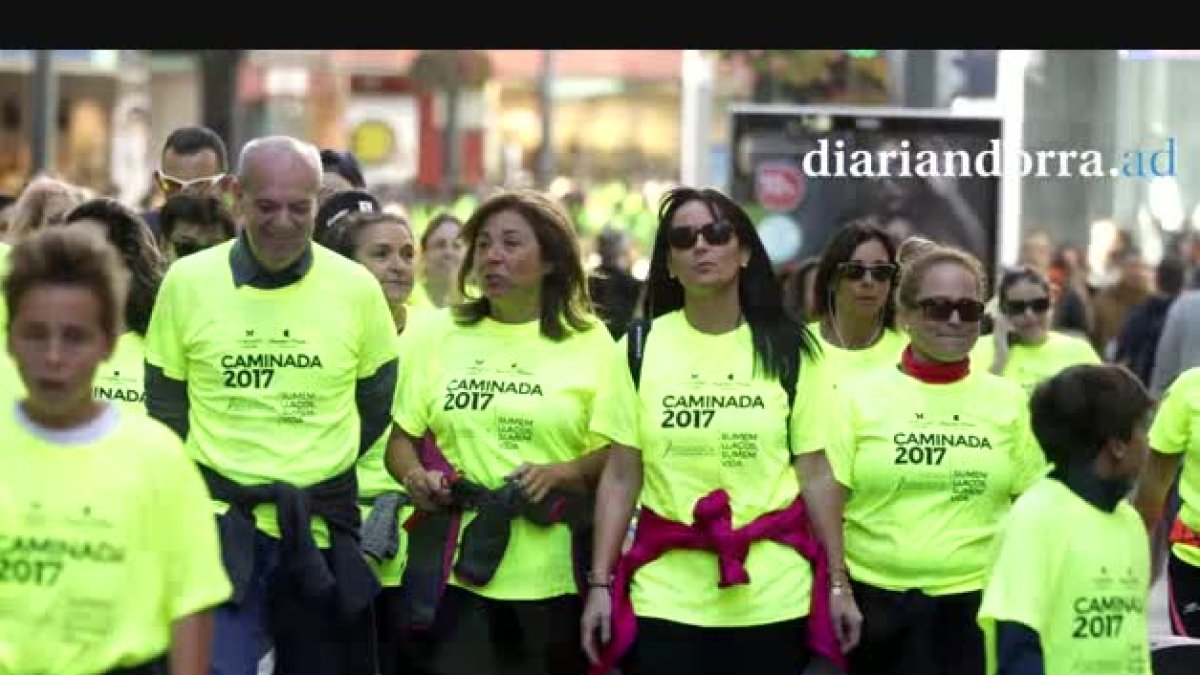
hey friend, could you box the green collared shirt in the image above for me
[229,230,314,289]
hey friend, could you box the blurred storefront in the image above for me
[325,50,485,196]
[319,50,685,195]
[488,50,683,186]
[236,51,339,155]
[0,49,145,196]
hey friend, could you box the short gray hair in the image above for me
[236,136,321,188]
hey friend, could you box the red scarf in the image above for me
[900,345,969,384]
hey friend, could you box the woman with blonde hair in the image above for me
[973,265,1100,396]
[829,243,1047,675]
[7,174,91,241]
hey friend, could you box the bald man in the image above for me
[144,136,399,674]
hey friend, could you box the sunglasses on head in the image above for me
[838,261,898,283]
[916,297,985,322]
[667,219,735,250]
[1002,297,1051,316]
[157,172,225,194]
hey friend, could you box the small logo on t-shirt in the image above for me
[65,504,113,530]
[22,501,46,527]
[269,328,305,347]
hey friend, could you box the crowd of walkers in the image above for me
[2,125,1198,675]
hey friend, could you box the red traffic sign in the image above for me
[755,162,805,212]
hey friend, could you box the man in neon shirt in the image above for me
[144,135,399,675]
[979,364,1153,675]
[145,126,233,238]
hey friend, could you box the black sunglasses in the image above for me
[1002,297,1051,316]
[667,220,735,250]
[838,262,898,283]
[916,297,986,322]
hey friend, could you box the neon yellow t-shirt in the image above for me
[0,403,231,675]
[0,356,17,403]
[0,240,8,325]
[92,332,147,416]
[589,311,828,627]
[972,331,1100,397]
[1147,367,1200,567]
[408,280,434,309]
[806,321,907,392]
[978,477,1152,675]
[143,241,398,543]
[393,311,631,600]
[827,366,1048,594]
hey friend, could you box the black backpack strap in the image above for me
[626,318,651,389]
[783,333,803,459]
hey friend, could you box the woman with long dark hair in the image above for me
[581,186,858,675]
[809,219,906,390]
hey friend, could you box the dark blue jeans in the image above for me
[210,530,375,675]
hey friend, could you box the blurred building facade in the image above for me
[1019,50,1200,264]
[0,50,144,196]
[3,48,1196,267]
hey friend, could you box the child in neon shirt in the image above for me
[979,364,1153,675]
[1,225,230,675]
